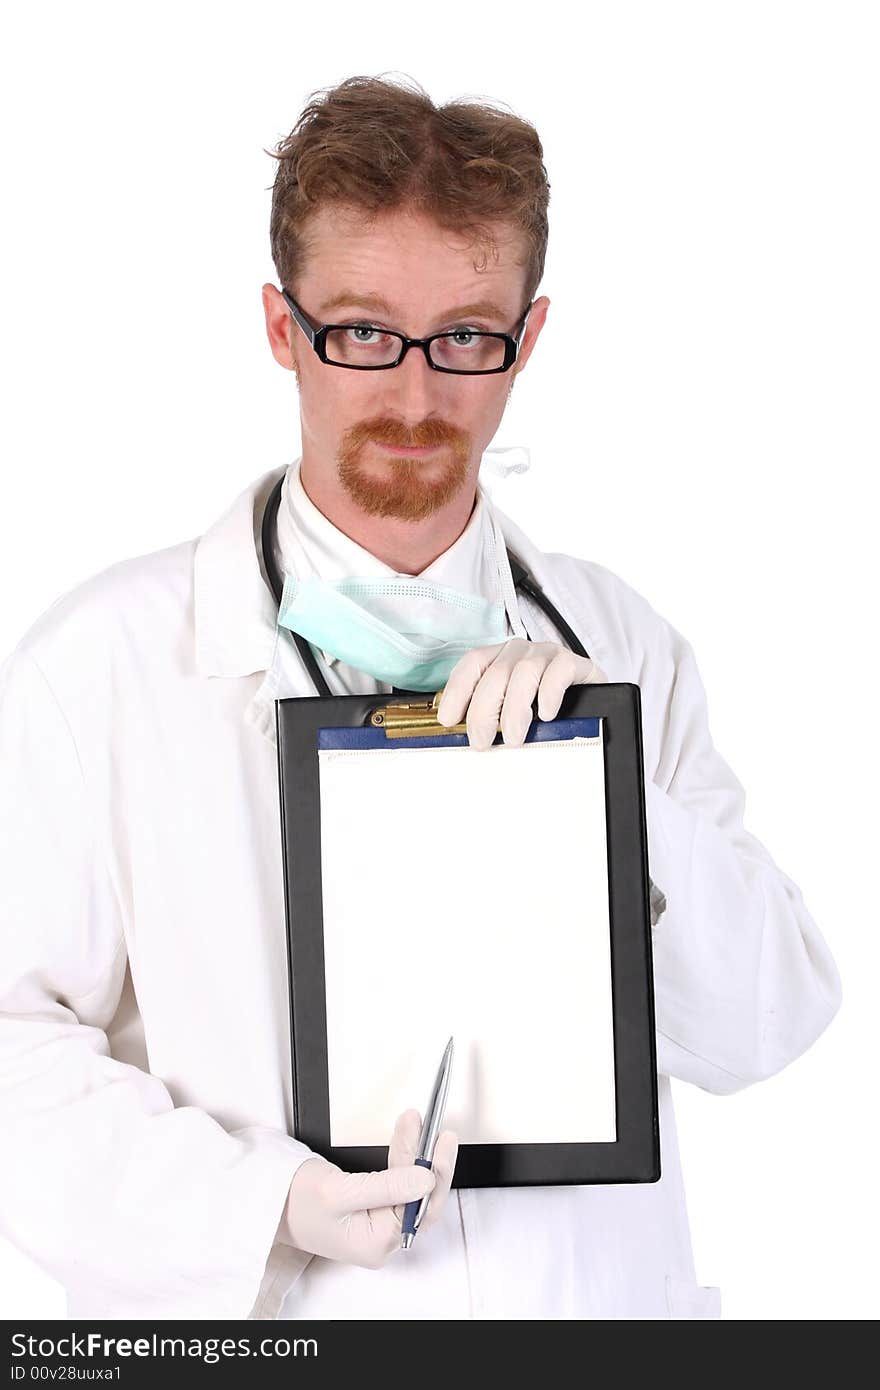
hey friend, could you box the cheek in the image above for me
[452,378,506,420]
[298,372,352,428]
[471,384,511,433]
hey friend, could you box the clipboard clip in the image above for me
[370,689,538,740]
[370,689,472,739]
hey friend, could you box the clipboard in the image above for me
[275,683,659,1187]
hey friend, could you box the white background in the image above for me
[1,1,876,1320]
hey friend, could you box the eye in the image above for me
[343,323,392,346]
[443,326,488,348]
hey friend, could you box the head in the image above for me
[261,74,550,549]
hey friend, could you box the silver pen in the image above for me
[400,1036,454,1249]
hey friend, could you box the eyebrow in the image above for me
[317,291,512,325]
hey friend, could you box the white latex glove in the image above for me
[278,1109,458,1269]
[436,638,608,751]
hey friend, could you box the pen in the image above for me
[401,1036,454,1250]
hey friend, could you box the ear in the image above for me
[511,296,550,376]
[262,283,298,372]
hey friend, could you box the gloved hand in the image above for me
[278,1109,458,1269]
[437,639,608,750]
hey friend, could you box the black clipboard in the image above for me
[275,682,660,1187]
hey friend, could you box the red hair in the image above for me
[265,73,550,302]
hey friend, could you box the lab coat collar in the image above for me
[193,465,287,679]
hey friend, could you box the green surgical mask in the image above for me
[277,573,510,691]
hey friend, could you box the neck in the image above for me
[299,462,479,575]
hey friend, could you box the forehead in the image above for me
[296,204,528,320]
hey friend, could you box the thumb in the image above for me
[388,1109,422,1168]
[336,1162,435,1215]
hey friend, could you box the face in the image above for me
[261,203,549,528]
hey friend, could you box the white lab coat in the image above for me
[0,462,841,1321]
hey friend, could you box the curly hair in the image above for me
[265,73,550,303]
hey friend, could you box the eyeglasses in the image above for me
[281,289,534,375]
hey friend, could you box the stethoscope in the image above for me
[260,472,591,699]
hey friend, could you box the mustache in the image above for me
[345,419,468,452]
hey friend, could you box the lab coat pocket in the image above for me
[665,1275,722,1320]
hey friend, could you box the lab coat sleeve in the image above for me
[642,622,842,1095]
[0,644,316,1319]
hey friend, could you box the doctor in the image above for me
[0,75,841,1321]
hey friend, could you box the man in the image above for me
[0,75,840,1321]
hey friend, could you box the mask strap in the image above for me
[480,445,531,478]
[486,501,528,640]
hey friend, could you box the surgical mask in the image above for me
[277,572,510,691]
[273,461,528,690]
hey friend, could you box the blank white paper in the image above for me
[317,727,616,1146]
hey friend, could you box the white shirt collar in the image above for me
[193,465,282,680]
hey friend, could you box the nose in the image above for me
[381,340,447,427]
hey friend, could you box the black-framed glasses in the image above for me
[281,289,534,375]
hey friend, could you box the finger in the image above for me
[335,1162,435,1216]
[388,1109,423,1225]
[342,1206,406,1269]
[536,649,579,721]
[537,652,609,721]
[499,651,552,746]
[465,640,534,750]
[388,1109,421,1169]
[435,644,508,726]
[393,1129,460,1236]
[577,657,609,686]
[413,1130,459,1233]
